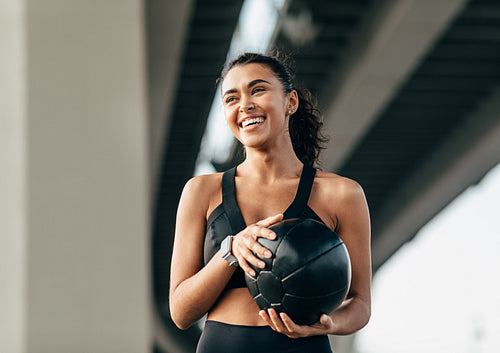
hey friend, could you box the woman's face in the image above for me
[221,63,297,150]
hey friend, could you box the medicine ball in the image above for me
[245,218,351,325]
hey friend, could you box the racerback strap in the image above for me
[283,165,317,219]
[222,167,247,234]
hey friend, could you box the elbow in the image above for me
[169,295,200,330]
[170,303,194,330]
[356,299,371,331]
[344,295,371,333]
[359,306,371,330]
[169,283,211,329]
[169,289,191,330]
[173,319,192,331]
[170,306,194,330]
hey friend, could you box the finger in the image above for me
[279,312,300,333]
[237,226,274,259]
[247,224,277,241]
[319,314,334,331]
[280,312,333,338]
[259,310,275,329]
[267,309,289,334]
[244,236,273,259]
[234,239,268,269]
[234,255,256,277]
[242,249,267,271]
[231,242,257,276]
[255,214,283,228]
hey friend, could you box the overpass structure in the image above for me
[151,0,500,351]
[2,0,499,352]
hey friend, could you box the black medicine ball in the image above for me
[245,218,351,325]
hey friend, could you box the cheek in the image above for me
[224,107,239,131]
[265,97,286,116]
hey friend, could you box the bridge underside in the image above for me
[149,1,500,351]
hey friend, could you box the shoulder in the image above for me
[313,170,370,237]
[183,172,223,195]
[314,170,366,204]
[178,172,224,215]
[312,170,369,221]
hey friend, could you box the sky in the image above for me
[354,162,500,353]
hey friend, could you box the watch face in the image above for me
[221,236,230,255]
[221,236,238,266]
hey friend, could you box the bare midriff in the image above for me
[207,287,267,326]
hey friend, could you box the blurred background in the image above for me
[1,0,500,352]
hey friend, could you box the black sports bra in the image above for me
[204,164,325,289]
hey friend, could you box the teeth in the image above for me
[241,117,264,128]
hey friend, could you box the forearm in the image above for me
[329,296,371,335]
[170,252,235,329]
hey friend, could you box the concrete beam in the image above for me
[372,88,500,270]
[0,1,27,352]
[320,0,469,172]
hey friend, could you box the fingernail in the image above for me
[250,270,256,276]
[258,261,265,268]
[269,233,276,240]
[264,250,272,258]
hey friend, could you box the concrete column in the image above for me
[1,1,151,352]
[0,1,27,352]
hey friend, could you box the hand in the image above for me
[259,309,334,338]
[232,214,283,276]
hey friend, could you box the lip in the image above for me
[238,114,266,128]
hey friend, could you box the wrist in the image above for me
[220,235,238,267]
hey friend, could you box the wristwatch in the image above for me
[220,235,238,267]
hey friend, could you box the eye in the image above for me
[252,87,265,94]
[225,96,237,104]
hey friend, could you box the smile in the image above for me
[240,116,265,128]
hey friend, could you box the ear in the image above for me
[287,90,299,113]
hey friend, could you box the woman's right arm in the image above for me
[169,176,237,329]
[169,175,282,329]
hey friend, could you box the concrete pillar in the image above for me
[1,1,150,352]
[0,1,27,352]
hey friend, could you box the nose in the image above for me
[239,95,254,112]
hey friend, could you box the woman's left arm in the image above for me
[260,177,371,338]
[326,177,371,334]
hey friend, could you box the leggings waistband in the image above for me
[196,320,332,353]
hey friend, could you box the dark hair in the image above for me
[220,52,328,167]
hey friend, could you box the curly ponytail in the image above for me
[288,87,327,166]
[221,52,328,167]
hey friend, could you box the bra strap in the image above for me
[283,165,317,219]
[222,167,247,234]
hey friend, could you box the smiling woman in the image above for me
[169,52,372,353]
[221,63,294,151]
[219,53,327,166]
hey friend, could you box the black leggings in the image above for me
[196,321,333,353]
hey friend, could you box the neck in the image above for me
[239,146,303,182]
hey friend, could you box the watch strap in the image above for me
[221,235,238,267]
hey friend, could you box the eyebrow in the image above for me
[222,79,271,97]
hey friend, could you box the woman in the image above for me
[169,52,371,353]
